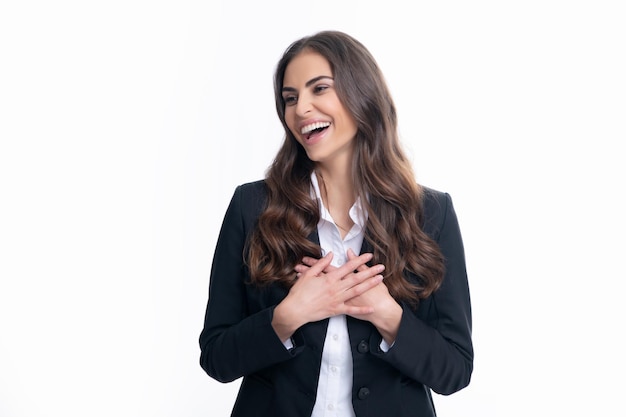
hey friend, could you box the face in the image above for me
[281,50,358,168]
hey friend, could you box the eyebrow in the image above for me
[281,75,334,93]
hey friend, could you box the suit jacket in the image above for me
[199,180,473,417]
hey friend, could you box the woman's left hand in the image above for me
[296,249,403,345]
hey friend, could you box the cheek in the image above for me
[284,111,301,139]
[329,101,356,132]
[337,113,358,136]
[340,109,358,135]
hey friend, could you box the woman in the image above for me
[199,30,473,417]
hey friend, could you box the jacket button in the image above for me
[357,387,370,400]
[357,340,369,353]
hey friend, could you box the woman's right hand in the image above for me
[271,251,384,343]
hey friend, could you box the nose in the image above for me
[295,92,312,117]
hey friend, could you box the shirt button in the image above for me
[333,334,339,341]
[357,340,369,353]
[358,387,370,400]
[327,403,335,411]
[330,366,337,373]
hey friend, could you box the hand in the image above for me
[272,251,383,342]
[299,249,402,345]
[297,249,389,320]
[291,251,384,320]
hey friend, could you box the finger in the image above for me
[334,252,373,277]
[294,263,337,279]
[337,262,384,292]
[347,248,369,272]
[301,255,340,273]
[301,256,319,267]
[344,274,384,300]
[305,251,334,276]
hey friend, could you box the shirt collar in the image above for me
[310,172,367,229]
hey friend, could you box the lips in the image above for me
[301,121,331,141]
[306,126,329,141]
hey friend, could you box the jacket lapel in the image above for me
[360,237,374,256]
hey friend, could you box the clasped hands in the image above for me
[272,248,402,345]
[293,249,385,321]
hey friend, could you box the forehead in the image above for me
[283,50,333,87]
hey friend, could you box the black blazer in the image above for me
[199,180,473,417]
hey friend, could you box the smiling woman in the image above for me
[199,30,473,417]
[281,52,358,171]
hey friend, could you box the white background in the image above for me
[1,1,625,416]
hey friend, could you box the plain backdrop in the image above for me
[1,1,625,416]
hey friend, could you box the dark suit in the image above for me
[199,180,473,417]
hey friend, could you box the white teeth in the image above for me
[301,121,330,135]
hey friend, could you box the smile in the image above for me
[301,121,331,140]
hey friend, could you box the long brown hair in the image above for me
[247,31,444,305]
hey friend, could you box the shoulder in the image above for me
[234,179,268,199]
[419,185,457,240]
[229,179,268,221]
[421,185,450,212]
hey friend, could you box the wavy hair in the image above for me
[247,31,444,305]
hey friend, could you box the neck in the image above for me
[315,164,356,238]
[315,159,354,202]
[315,152,353,191]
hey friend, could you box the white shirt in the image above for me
[310,172,365,417]
[282,173,376,416]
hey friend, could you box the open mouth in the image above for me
[301,121,330,140]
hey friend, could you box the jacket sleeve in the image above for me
[198,184,295,383]
[371,191,473,395]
